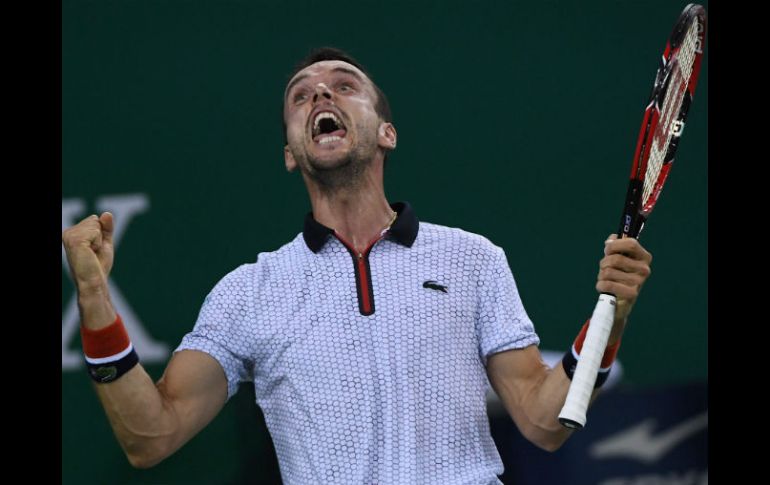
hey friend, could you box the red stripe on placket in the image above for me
[357,253,371,313]
[335,232,384,316]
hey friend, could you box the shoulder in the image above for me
[210,233,306,292]
[206,263,257,299]
[223,233,308,277]
[417,221,504,259]
[251,232,308,265]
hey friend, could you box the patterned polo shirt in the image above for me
[175,202,540,484]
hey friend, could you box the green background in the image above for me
[62,0,708,483]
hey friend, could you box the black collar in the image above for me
[303,201,419,253]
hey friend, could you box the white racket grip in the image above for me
[558,293,617,429]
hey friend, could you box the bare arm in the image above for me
[487,345,596,451]
[64,213,228,468]
[487,235,652,451]
[93,348,228,468]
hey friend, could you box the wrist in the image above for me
[614,298,634,323]
[81,314,139,383]
[562,318,622,388]
[608,317,626,346]
[75,276,110,297]
[77,292,117,331]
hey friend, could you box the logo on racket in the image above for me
[671,120,685,137]
[655,66,686,151]
[623,214,633,234]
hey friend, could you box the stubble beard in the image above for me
[294,132,378,196]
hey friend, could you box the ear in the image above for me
[284,145,298,172]
[377,122,397,151]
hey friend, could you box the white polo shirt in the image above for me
[175,202,540,485]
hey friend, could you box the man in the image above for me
[62,47,652,484]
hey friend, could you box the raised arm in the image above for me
[486,235,652,451]
[63,213,228,468]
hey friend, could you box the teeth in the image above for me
[318,136,342,144]
[313,111,342,132]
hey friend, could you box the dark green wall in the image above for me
[62,1,707,483]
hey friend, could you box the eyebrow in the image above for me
[284,67,367,99]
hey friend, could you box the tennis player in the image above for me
[62,47,652,484]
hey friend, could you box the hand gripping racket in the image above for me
[558,3,707,430]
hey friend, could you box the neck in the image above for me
[303,163,394,254]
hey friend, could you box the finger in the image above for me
[604,237,652,262]
[90,225,103,252]
[604,234,617,255]
[596,280,640,301]
[77,214,103,251]
[599,254,651,276]
[63,215,100,247]
[604,237,649,260]
[598,267,647,287]
[99,212,114,245]
[76,214,100,232]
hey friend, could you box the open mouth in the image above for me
[312,111,348,145]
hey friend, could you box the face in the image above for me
[283,60,396,183]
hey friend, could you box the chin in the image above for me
[309,157,351,173]
[307,144,352,168]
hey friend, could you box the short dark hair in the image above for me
[282,47,392,145]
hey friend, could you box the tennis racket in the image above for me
[558,3,707,430]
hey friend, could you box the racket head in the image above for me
[619,4,706,239]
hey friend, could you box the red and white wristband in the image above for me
[561,319,621,388]
[81,314,139,383]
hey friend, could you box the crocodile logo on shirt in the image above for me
[423,280,448,293]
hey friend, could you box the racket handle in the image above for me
[558,293,617,429]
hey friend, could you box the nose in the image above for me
[312,83,333,103]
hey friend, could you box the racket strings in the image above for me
[677,17,701,82]
[641,18,701,206]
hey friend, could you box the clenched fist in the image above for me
[62,212,115,294]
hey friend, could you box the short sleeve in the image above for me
[175,264,256,400]
[476,245,540,365]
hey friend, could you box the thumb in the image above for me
[99,212,114,245]
[604,233,618,256]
